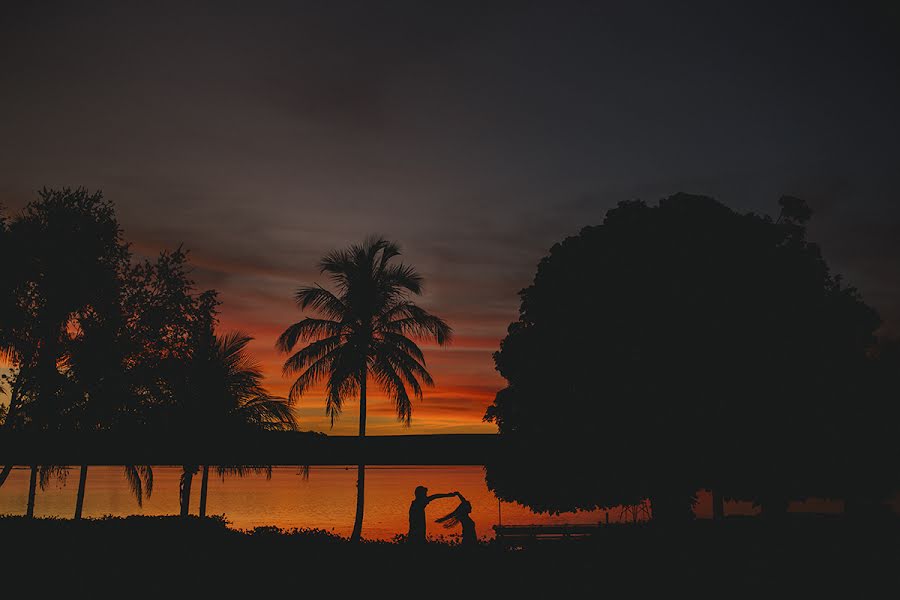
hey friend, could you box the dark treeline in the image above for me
[0,188,301,518]
[3,188,898,529]
[484,193,899,521]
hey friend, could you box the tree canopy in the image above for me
[1,188,297,503]
[484,193,894,517]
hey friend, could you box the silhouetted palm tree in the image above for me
[277,236,451,541]
[181,332,297,518]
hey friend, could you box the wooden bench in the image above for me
[493,523,603,547]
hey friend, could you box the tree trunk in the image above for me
[0,384,23,489]
[180,466,196,518]
[712,489,725,520]
[0,464,13,488]
[74,464,88,520]
[26,465,37,518]
[199,465,210,518]
[350,371,367,543]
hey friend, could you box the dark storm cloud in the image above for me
[2,1,900,430]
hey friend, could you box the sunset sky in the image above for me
[2,2,899,434]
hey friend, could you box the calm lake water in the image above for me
[0,465,839,540]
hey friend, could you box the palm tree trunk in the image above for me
[180,466,196,518]
[26,464,37,518]
[0,464,13,488]
[350,371,367,543]
[74,464,88,520]
[0,384,24,489]
[199,465,209,518]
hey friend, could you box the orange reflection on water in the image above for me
[0,466,624,540]
[0,466,853,540]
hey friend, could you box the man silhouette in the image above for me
[407,486,457,544]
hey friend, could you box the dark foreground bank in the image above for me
[2,515,896,595]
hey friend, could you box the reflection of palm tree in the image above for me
[25,465,69,518]
[124,465,154,507]
[278,237,451,542]
[180,332,298,518]
[198,465,274,518]
[28,464,150,519]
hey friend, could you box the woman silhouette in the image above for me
[435,492,477,546]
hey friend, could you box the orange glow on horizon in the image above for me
[0,241,513,435]
[218,295,506,435]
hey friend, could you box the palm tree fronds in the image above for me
[276,319,342,352]
[294,286,346,319]
[281,335,342,376]
[371,356,413,425]
[38,465,69,490]
[382,262,423,295]
[238,395,298,431]
[279,236,451,427]
[124,465,153,507]
[215,464,274,480]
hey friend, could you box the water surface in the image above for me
[1,465,843,540]
[0,465,619,540]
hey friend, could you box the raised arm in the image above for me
[425,491,458,503]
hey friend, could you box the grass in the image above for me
[2,514,896,594]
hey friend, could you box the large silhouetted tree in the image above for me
[278,236,451,541]
[2,189,302,520]
[119,249,220,517]
[65,248,209,516]
[0,188,129,489]
[1,190,199,510]
[484,193,884,521]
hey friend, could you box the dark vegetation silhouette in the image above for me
[2,514,895,594]
[2,187,895,543]
[173,331,297,517]
[484,193,898,521]
[0,188,297,517]
[277,237,452,541]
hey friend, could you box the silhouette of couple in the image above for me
[408,486,476,546]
